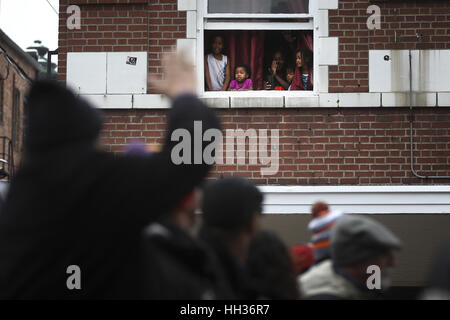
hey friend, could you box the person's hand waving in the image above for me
[148,51,197,99]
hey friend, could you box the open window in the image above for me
[199,0,317,94]
[12,89,20,150]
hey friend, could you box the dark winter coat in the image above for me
[141,220,222,299]
[0,81,220,299]
[197,226,254,300]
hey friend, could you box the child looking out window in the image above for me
[286,65,295,91]
[290,50,313,91]
[264,50,289,90]
[229,64,253,91]
[205,34,231,91]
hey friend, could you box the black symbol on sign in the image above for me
[126,57,137,65]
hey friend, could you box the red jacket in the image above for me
[291,66,313,90]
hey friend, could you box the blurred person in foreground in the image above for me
[198,177,263,299]
[0,53,221,299]
[421,235,450,300]
[308,201,344,265]
[245,231,299,300]
[124,144,222,299]
[290,244,315,277]
[142,187,225,300]
[300,215,402,300]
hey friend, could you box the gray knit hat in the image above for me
[331,215,402,267]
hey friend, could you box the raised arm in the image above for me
[110,53,221,226]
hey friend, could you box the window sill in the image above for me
[200,90,319,108]
[80,92,450,109]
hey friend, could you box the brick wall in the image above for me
[58,0,186,88]
[99,108,450,185]
[329,0,450,93]
[59,0,450,186]
[0,38,38,170]
[58,0,450,92]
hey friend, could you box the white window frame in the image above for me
[196,0,320,99]
[258,185,450,215]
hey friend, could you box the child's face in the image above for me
[296,51,303,68]
[212,37,224,55]
[286,70,295,83]
[235,67,248,83]
[273,52,285,70]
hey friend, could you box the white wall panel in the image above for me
[370,50,450,92]
[259,186,450,214]
[67,52,107,94]
[107,52,147,94]
[319,37,339,65]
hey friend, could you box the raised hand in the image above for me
[148,51,197,99]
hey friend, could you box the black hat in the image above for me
[202,177,263,232]
[25,80,102,152]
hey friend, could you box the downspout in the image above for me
[409,49,450,179]
[47,49,58,79]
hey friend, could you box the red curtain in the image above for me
[285,31,313,58]
[299,32,313,52]
[227,31,265,90]
[300,32,313,86]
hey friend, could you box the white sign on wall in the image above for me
[369,50,450,93]
[67,52,147,95]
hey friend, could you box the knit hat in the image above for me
[308,201,344,263]
[25,80,102,152]
[331,215,402,267]
[125,141,155,156]
[202,177,263,232]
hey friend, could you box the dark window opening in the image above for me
[22,96,28,151]
[12,89,20,150]
[204,30,313,91]
[0,79,3,122]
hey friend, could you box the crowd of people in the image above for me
[205,31,313,92]
[0,52,448,300]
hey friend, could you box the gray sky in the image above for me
[0,0,59,62]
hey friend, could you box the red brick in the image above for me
[56,0,450,185]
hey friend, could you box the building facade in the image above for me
[0,29,40,178]
[58,0,450,290]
